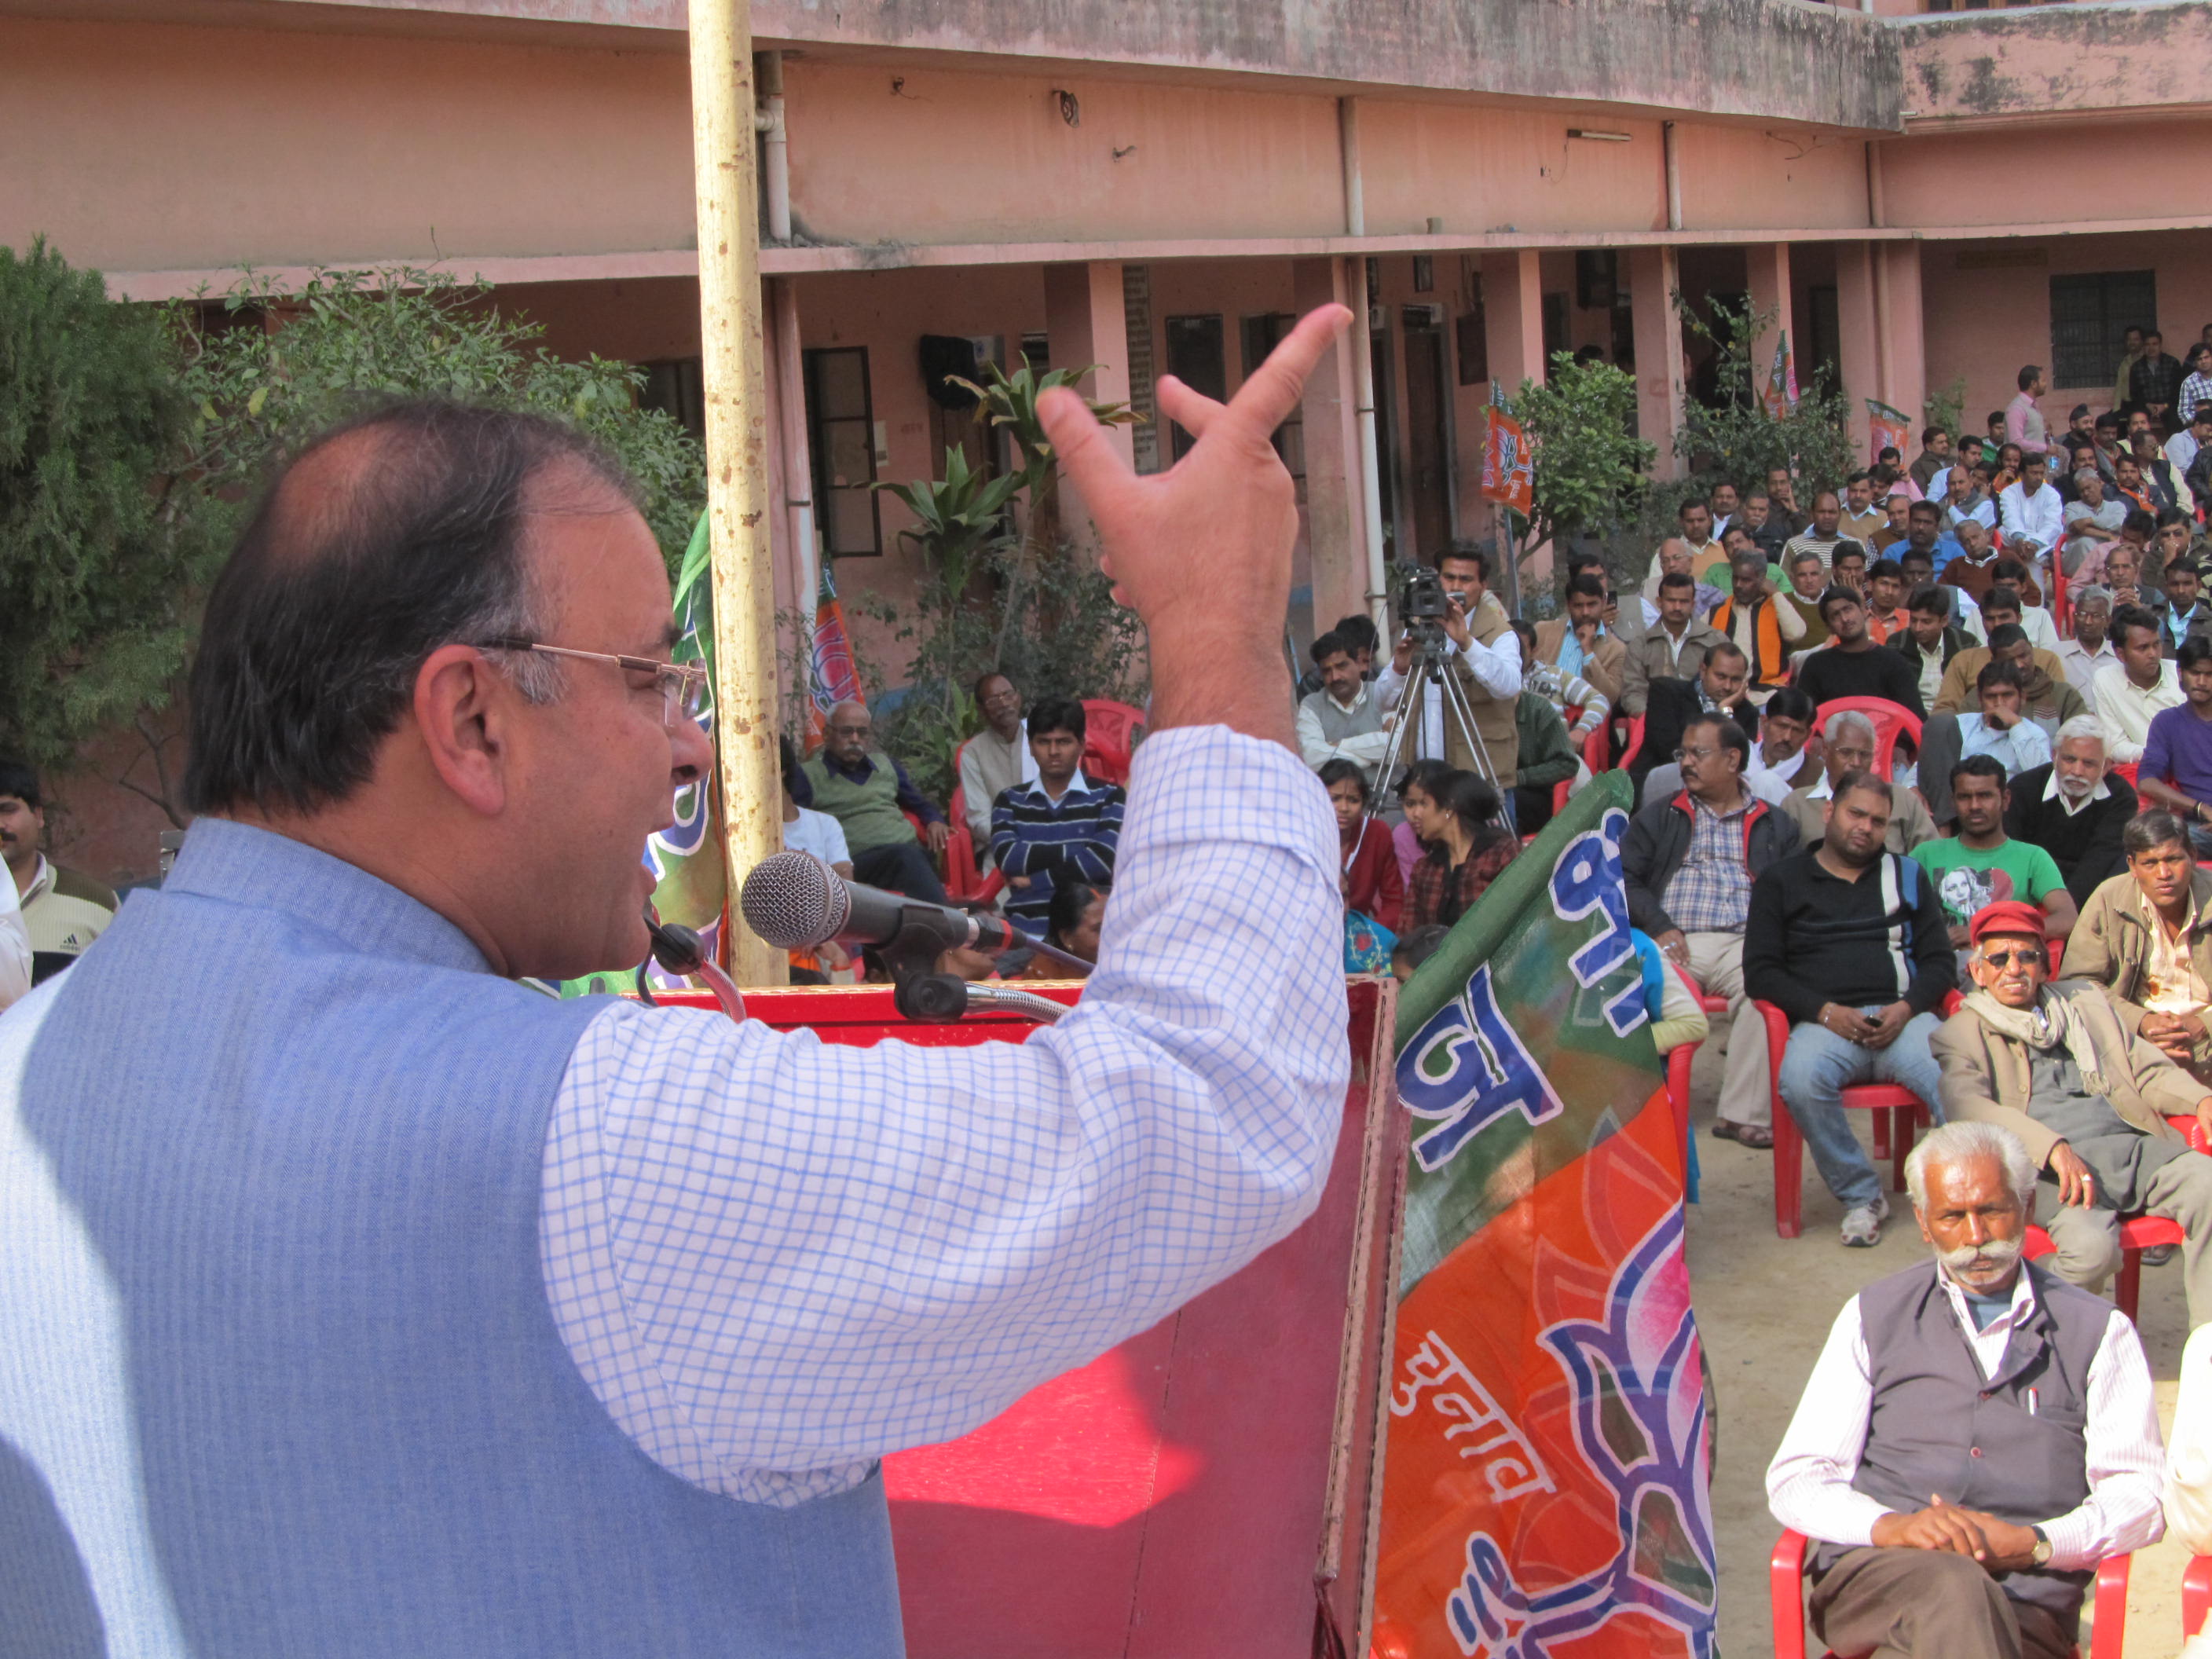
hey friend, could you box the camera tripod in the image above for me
[1366,610,1502,829]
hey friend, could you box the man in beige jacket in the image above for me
[1936,899,2212,1323]
[2061,808,2212,1086]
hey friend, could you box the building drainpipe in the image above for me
[757,51,790,244]
[1867,141,1893,401]
[1663,121,1682,233]
[773,279,816,616]
[1340,96,1389,635]
[756,55,814,665]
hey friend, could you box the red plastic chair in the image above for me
[1080,698,1144,786]
[1771,1529,2130,1659]
[2185,1553,2212,1642]
[1754,1001,1929,1240]
[1582,712,1613,775]
[2018,1110,2206,1319]
[1811,697,1923,782]
[2023,1218,2184,1322]
[1616,714,1646,775]
[2113,760,2141,790]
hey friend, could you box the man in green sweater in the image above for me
[800,701,952,903]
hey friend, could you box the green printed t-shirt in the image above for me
[1908,836,2067,929]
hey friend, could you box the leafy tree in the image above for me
[175,266,705,569]
[1671,296,1855,517]
[1615,297,1857,584]
[851,358,1144,801]
[1924,375,1968,446]
[1503,353,1655,606]
[0,238,222,789]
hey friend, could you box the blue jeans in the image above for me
[1778,1014,1946,1211]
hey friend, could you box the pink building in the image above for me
[9,0,2212,864]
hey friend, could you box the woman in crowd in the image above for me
[1023,880,1107,979]
[1320,758,1403,932]
[1401,769,1518,933]
[1391,758,1456,885]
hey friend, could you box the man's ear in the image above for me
[412,643,511,818]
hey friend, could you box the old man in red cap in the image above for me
[1933,897,2212,1322]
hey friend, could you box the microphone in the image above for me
[740,851,1020,956]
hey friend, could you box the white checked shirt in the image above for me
[1768,1269,2165,1568]
[539,727,1348,1507]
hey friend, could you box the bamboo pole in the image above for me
[687,0,782,987]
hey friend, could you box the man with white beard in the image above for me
[2000,716,2139,910]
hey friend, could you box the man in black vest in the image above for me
[1767,1118,2164,1658]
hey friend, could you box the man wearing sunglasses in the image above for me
[0,308,1360,1656]
[1936,899,2212,1324]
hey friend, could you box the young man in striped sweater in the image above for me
[989,696,1126,939]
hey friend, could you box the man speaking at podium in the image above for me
[0,307,1354,1656]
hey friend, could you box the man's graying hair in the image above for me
[1823,709,1876,747]
[1905,1122,2037,1213]
[184,402,639,817]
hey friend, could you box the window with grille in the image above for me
[803,346,881,557]
[2049,270,2157,390]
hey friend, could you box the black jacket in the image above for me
[2004,762,2139,909]
[1632,678,1760,789]
[1622,788,1800,937]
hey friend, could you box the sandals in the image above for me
[1710,1119,1775,1150]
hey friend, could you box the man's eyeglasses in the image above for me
[474,637,709,727]
[1980,947,2047,970]
[1674,746,1723,764]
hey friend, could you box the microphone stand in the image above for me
[874,914,1067,1026]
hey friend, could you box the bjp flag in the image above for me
[1372,774,1717,1659]
[807,563,865,753]
[1866,398,1911,464]
[1481,392,1535,517]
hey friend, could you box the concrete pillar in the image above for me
[1877,240,1926,452]
[1042,260,1134,464]
[1042,260,1134,550]
[1835,242,1882,462]
[1745,242,1794,401]
[1481,249,1546,394]
[1628,245,1685,479]
[1295,256,1370,635]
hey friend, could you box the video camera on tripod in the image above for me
[1372,558,1500,797]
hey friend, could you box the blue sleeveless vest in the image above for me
[0,819,903,1656]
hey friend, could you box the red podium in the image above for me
[709,977,1405,1658]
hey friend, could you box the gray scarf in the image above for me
[1965,986,2111,1097]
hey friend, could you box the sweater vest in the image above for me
[1300,686,1383,749]
[802,750,915,854]
[1709,597,1789,687]
[0,819,903,1657]
[1813,1258,2108,1618]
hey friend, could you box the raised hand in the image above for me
[1038,305,1354,748]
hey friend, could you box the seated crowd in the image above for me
[761,343,2212,1654]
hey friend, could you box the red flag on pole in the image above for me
[1480,390,1534,517]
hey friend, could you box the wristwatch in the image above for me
[2031,1525,2053,1566]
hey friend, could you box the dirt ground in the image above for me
[1679,1033,2196,1659]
